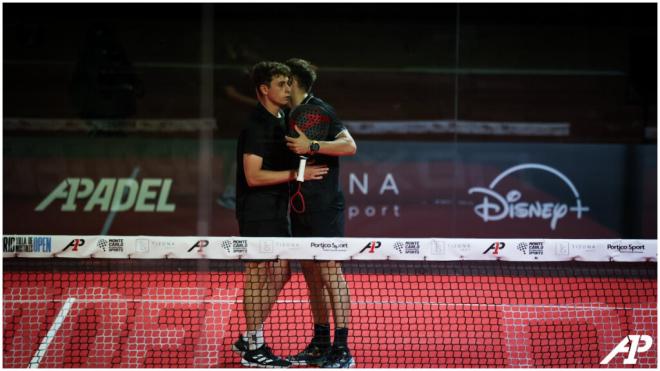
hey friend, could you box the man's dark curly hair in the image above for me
[250,61,291,89]
[285,58,317,92]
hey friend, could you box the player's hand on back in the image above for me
[285,125,311,155]
[303,164,328,181]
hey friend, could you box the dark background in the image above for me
[3,3,657,238]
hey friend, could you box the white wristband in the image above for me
[296,156,307,182]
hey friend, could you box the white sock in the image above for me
[243,324,263,339]
[246,325,264,350]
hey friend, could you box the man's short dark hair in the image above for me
[251,61,291,89]
[285,58,317,92]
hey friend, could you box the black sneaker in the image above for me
[286,342,330,366]
[241,345,292,368]
[320,346,355,368]
[232,335,248,355]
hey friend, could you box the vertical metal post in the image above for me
[451,3,461,237]
[198,3,214,237]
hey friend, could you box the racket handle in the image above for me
[296,156,307,182]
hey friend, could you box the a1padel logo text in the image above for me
[35,178,176,212]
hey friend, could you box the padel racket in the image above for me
[288,104,332,182]
[288,104,333,213]
[289,103,332,141]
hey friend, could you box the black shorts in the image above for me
[239,218,291,237]
[291,209,345,237]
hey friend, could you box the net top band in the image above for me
[2,235,656,262]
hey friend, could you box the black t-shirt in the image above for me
[236,103,294,222]
[290,95,346,212]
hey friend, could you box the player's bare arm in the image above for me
[243,153,328,187]
[285,127,357,156]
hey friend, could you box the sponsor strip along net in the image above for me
[2,236,657,368]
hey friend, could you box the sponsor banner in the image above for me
[239,237,309,260]
[344,238,428,260]
[3,235,656,262]
[289,238,352,260]
[203,238,249,259]
[131,236,181,259]
[130,236,207,259]
[34,178,176,213]
[467,164,590,232]
[602,240,652,263]
[428,239,476,260]
[342,142,656,238]
[386,239,426,258]
[2,236,54,256]
[3,139,656,239]
[86,237,129,258]
[349,239,389,260]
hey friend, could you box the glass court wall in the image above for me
[3,3,657,239]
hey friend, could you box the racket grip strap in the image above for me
[296,156,307,182]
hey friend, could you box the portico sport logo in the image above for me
[468,163,589,230]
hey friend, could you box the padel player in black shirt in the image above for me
[284,58,357,369]
[234,61,328,368]
[236,103,293,229]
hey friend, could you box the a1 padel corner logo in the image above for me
[359,241,381,253]
[187,240,209,252]
[62,239,85,252]
[483,242,505,255]
[601,335,653,365]
[468,163,589,230]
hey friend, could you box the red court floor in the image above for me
[3,266,657,368]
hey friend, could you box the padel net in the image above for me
[3,236,656,368]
